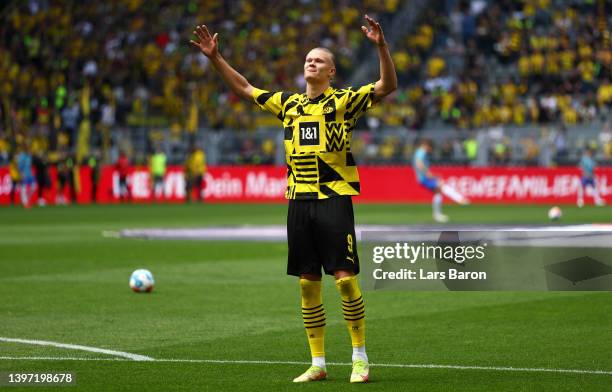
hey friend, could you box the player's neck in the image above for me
[306,81,330,100]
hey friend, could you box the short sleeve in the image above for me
[341,83,375,121]
[252,88,298,120]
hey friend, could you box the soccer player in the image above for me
[150,147,167,200]
[87,151,100,204]
[413,139,469,223]
[56,152,76,205]
[184,145,206,202]
[577,147,605,207]
[9,154,20,205]
[116,151,131,202]
[16,144,35,208]
[190,15,397,383]
[32,150,50,206]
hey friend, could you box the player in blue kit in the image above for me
[413,139,469,222]
[17,145,36,208]
[576,147,605,207]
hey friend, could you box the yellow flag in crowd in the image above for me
[187,100,198,134]
[75,83,92,193]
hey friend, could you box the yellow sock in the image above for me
[336,275,365,348]
[299,279,325,358]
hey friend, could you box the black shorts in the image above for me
[153,175,164,185]
[287,196,359,277]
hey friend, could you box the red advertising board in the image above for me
[358,166,612,204]
[1,165,611,205]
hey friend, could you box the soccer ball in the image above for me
[548,206,562,221]
[129,269,155,293]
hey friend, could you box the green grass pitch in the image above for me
[0,203,611,391]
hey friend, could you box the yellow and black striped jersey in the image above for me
[252,83,375,200]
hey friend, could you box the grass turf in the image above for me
[0,203,611,391]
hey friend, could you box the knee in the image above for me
[335,274,358,297]
[334,269,355,280]
[299,277,321,296]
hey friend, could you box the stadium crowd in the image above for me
[0,0,398,159]
[370,0,612,130]
[0,0,610,169]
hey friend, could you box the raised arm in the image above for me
[190,24,254,101]
[361,15,398,103]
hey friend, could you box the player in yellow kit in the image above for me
[191,14,397,383]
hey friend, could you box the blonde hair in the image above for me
[309,47,336,66]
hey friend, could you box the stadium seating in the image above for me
[0,0,610,166]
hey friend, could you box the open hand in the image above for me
[361,15,386,46]
[190,24,219,58]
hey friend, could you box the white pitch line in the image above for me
[0,357,125,362]
[101,230,120,238]
[0,337,154,361]
[0,356,610,376]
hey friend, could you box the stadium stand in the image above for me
[0,0,610,168]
